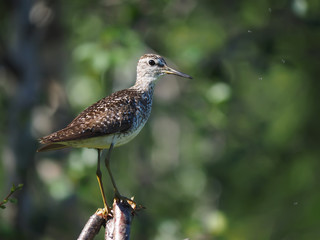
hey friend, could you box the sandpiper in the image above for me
[37,53,192,212]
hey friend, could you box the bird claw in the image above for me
[114,194,137,210]
[96,207,113,219]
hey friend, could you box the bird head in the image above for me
[136,54,192,87]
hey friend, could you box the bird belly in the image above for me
[63,120,146,149]
[63,135,115,149]
[114,121,146,147]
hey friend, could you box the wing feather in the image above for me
[39,89,138,144]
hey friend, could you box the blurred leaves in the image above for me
[0,184,23,209]
[1,0,320,239]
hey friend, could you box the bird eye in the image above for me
[148,60,156,66]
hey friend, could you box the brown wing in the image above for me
[39,89,138,145]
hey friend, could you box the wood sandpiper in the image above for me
[37,53,192,212]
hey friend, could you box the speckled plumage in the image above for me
[38,54,191,152]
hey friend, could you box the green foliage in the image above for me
[0,184,23,209]
[1,0,320,239]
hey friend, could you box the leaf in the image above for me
[9,198,17,204]
[0,205,6,209]
[10,184,16,192]
[17,184,24,190]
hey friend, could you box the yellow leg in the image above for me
[96,149,109,212]
[104,143,121,198]
[104,145,137,209]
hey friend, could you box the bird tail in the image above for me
[37,143,70,152]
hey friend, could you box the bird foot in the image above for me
[114,194,137,209]
[95,207,113,219]
[113,194,146,214]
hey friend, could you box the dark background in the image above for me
[1,0,320,239]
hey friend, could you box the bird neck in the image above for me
[131,75,156,93]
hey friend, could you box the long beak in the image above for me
[162,66,192,79]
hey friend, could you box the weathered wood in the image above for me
[105,199,135,240]
[78,198,137,240]
[78,209,106,240]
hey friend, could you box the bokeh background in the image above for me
[1,0,320,239]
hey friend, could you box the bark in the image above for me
[78,209,106,240]
[105,199,136,240]
[78,198,138,240]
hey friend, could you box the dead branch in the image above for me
[105,199,136,240]
[78,198,138,240]
[78,209,106,240]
